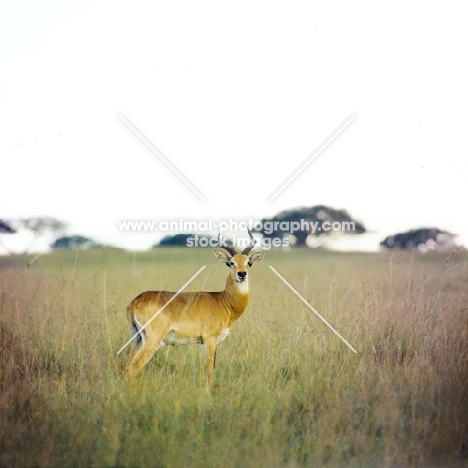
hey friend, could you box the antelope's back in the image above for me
[129,290,230,322]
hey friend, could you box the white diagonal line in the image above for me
[269,266,357,353]
[118,114,207,203]
[117,266,206,355]
[268,115,356,202]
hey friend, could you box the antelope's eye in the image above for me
[248,261,253,267]
[227,261,235,267]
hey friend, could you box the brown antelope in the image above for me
[125,232,264,392]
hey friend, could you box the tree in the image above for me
[0,220,17,254]
[51,235,103,250]
[157,233,195,247]
[15,218,67,235]
[0,218,67,254]
[0,220,15,234]
[380,228,457,251]
[156,233,216,247]
[257,205,365,247]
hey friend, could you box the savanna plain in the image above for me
[1,247,467,467]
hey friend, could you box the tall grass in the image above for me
[1,247,467,467]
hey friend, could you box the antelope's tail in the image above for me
[128,304,146,348]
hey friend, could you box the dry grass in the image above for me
[1,247,467,467]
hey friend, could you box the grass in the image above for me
[1,247,467,467]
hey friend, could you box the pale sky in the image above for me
[1,1,467,253]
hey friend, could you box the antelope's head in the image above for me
[214,231,264,286]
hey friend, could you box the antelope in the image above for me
[125,231,264,392]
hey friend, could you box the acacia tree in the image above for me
[380,228,457,251]
[257,205,365,247]
[157,233,198,247]
[0,220,15,234]
[0,218,67,254]
[0,220,16,254]
[51,235,103,250]
[156,233,216,247]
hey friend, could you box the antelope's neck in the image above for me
[222,277,250,320]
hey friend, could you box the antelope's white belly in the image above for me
[162,328,230,346]
[163,330,202,346]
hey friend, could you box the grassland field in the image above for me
[1,247,467,467]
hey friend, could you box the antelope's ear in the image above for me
[214,248,232,264]
[248,251,265,265]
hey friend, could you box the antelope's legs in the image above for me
[126,329,167,385]
[203,337,218,393]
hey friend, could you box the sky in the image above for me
[1,1,467,254]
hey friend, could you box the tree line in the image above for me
[0,206,458,253]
